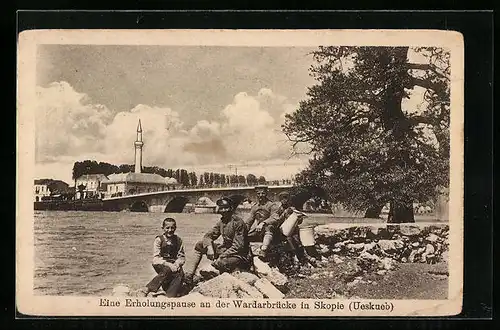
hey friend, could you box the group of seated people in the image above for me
[140,186,315,298]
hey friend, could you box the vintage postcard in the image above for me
[17,29,464,316]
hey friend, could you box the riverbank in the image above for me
[126,222,450,300]
[285,259,448,300]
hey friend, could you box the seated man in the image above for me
[244,185,281,259]
[271,191,315,267]
[141,217,185,297]
[184,197,251,283]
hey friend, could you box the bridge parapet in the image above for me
[101,184,295,213]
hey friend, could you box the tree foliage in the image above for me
[72,160,267,188]
[283,46,450,222]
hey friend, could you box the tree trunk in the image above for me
[387,201,415,223]
[364,204,384,218]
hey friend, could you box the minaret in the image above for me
[134,119,143,173]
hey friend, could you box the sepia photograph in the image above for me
[17,29,464,316]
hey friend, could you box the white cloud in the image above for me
[35,81,113,162]
[35,83,305,183]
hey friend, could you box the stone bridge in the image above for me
[101,185,298,213]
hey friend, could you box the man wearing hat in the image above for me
[244,185,281,259]
[184,197,251,284]
[271,191,315,267]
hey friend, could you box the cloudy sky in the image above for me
[35,45,318,184]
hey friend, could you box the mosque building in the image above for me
[105,120,177,197]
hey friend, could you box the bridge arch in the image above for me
[130,200,149,212]
[165,196,189,213]
[226,194,246,208]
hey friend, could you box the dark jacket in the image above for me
[244,200,281,232]
[202,214,251,260]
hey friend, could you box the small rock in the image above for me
[426,233,440,243]
[400,225,422,236]
[112,285,131,297]
[359,251,381,262]
[376,270,387,275]
[378,239,404,252]
[363,242,377,253]
[318,244,331,255]
[267,267,288,287]
[332,255,344,264]
[379,257,395,270]
[334,241,346,249]
[347,243,365,251]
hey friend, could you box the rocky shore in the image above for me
[113,223,449,300]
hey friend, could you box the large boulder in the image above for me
[192,272,264,299]
[253,257,288,287]
[254,278,285,299]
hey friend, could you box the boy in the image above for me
[141,217,185,297]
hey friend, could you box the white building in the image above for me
[34,179,51,202]
[75,174,109,199]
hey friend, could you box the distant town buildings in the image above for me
[75,174,109,199]
[34,179,51,202]
[35,120,179,201]
[34,179,70,202]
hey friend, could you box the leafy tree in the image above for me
[258,176,267,185]
[238,175,246,185]
[283,46,450,223]
[212,173,219,185]
[229,174,238,184]
[189,172,198,186]
[246,174,258,186]
[179,169,190,186]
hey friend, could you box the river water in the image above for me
[33,210,441,296]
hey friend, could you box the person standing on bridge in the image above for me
[184,197,252,284]
[244,185,281,260]
[140,217,186,297]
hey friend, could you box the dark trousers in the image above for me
[285,232,307,262]
[146,264,184,297]
[191,241,250,273]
